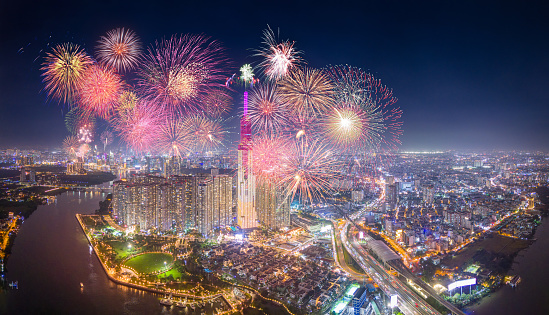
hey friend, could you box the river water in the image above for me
[0,189,177,315]
[466,216,549,315]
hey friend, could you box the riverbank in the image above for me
[76,213,235,313]
[464,213,549,314]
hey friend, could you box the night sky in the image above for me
[1,0,548,151]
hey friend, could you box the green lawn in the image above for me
[124,253,173,274]
[158,265,185,280]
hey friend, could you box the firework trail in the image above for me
[41,43,92,104]
[138,34,229,116]
[96,28,142,72]
[78,64,124,119]
[247,82,290,134]
[279,138,340,204]
[255,26,302,81]
[202,88,232,118]
[325,65,402,152]
[62,135,79,157]
[65,107,95,135]
[156,118,191,157]
[278,67,334,121]
[113,100,163,153]
[100,130,114,151]
[182,114,226,152]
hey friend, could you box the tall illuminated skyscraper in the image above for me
[237,91,257,229]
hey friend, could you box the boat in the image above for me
[159,293,173,306]
[175,299,186,308]
[190,303,196,310]
[80,282,84,288]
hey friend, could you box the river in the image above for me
[466,216,549,315]
[0,189,179,315]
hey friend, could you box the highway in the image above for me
[330,219,371,282]
[337,185,466,315]
[341,221,440,315]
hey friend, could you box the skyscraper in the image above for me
[237,91,257,229]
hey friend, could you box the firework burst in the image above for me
[41,43,92,104]
[138,34,228,115]
[278,67,334,120]
[78,64,124,119]
[96,28,142,72]
[279,138,340,204]
[248,83,288,133]
[65,107,95,135]
[113,101,163,153]
[326,65,402,152]
[251,132,291,183]
[256,26,302,81]
[202,88,232,118]
[62,135,79,157]
[78,123,94,143]
[182,115,226,152]
[156,118,191,157]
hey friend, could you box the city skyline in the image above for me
[1,1,549,151]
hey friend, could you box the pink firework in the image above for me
[248,82,289,133]
[96,28,142,72]
[251,132,291,183]
[255,26,302,81]
[78,64,124,119]
[138,34,229,116]
[113,100,163,153]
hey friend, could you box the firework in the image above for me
[41,43,93,104]
[113,100,163,153]
[251,132,290,183]
[62,135,79,157]
[326,65,402,152]
[156,118,191,157]
[78,123,94,143]
[255,26,302,81]
[279,138,340,204]
[240,64,254,83]
[182,115,226,152]
[202,88,232,118]
[78,64,124,119]
[115,90,139,122]
[278,67,334,120]
[248,83,288,133]
[96,28,142,72]
[100,130,114,151]
[138,34,228,115]
[65,107,95,135]
[78,143,91,157]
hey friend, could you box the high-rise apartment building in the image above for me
[256,180,290,229]
[112,173,232,236]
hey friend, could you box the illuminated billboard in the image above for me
[390,294,398,308]
[448,278,476,291]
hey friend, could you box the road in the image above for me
[341,222,440,315]
[330,219,370,282]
